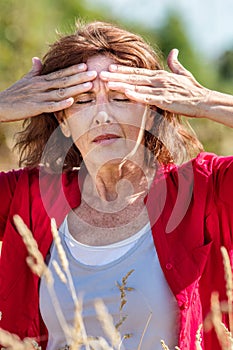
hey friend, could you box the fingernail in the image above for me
[87,70,97,77]
[174,48,179,57]
[66,97,74,104]
[110,64,117,71]
[100,71,109,77]
[83,82,92,87]
[78,63,86,69]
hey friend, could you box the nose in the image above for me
[93,110,112,125]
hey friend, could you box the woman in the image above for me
[0,21,233,350]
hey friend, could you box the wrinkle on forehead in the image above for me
[86,54,115,74]
[87,54,115,93]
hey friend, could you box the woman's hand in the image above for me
[100,49,210,118]
[0,57,96,122]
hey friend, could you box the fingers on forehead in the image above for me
[44,64,87,81]
[110,65,157,76]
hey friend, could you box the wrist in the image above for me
[199,89,233,127]
[0,91,7,122]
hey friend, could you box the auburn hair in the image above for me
[15,21,203,172]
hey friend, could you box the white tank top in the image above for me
[63,216,151,265]
[40,219,178,349]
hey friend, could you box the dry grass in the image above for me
[1,215,233,350]
[0,329,42,350]
[221,246,233,333]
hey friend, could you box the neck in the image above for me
[82,159,155,209]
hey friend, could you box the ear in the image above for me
[54,111,71,138]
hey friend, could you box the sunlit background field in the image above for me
[0,0,233,171]
[0,1,233,346]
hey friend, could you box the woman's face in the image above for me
[59,55,153,168]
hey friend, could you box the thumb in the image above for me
[27,57,43,77]
[167,49,193,77]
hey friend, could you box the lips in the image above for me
[93,134,121,144]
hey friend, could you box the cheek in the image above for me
[66,115,89,144]
[71,131,89,156]
[122,124,144,142]
[119,106,145,128]
[66,116,90,154]
[120,109,144,132]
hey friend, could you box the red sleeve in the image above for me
[193,152,233,250]
[214,156,233,207]
[211,154,233,206]
[0,169,23,239]
[194,152,233,206]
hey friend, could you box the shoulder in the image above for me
[0,166,80,191]
[166,152,233,179]
[0,167,38,191]
[155,152,233,193]
[179,152,233,206]
[192,152,233,174]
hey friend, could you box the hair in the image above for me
[15,20,203,172]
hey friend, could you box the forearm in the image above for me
[200,89,233,127]
[0,90,18,122]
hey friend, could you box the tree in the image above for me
[156,11,201,74]
[0,0,111,170]
[218,48,233,81]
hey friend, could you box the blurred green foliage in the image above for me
[0,0,233,170]
[0,0,110,89]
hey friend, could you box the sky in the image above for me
[87,0,233,59]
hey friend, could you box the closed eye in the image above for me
[113,98,130,102]
[75,99,94,104]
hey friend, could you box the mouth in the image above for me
[92,133,121,145]
[93,134,120,145]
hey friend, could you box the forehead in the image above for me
[86,54,115,73]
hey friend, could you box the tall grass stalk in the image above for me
[51,218,90,350]
[2,216,232,350]
[221,246,233,334]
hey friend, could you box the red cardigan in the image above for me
[0,152,233,350]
